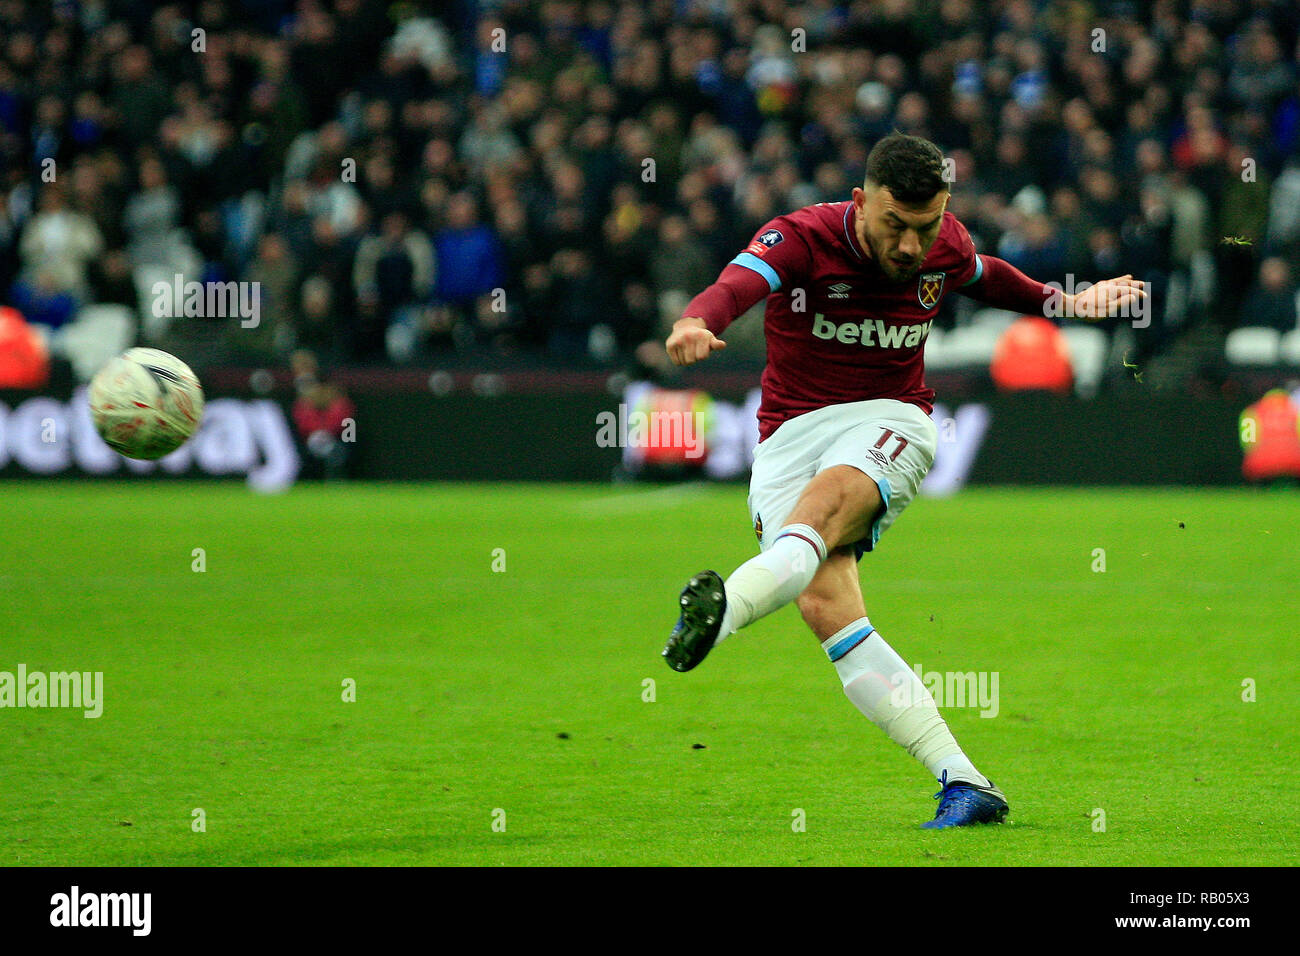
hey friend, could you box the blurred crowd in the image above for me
[2,0,1299,377]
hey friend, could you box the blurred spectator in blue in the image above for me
[10,270,77,331]
[434,193,503,308]
[998,212,1068,285]
[474,16,509,98]
[1227,21,1295,113]
[708,48,764,147]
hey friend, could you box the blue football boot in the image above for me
[921,770,1010,829]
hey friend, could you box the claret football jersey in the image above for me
[729,201,982,440]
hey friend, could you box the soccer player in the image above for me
[662,133,1146,828]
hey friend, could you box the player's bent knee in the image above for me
[795,465,882,551]
[797,588,863,639]
[796,588,829,630]
[796,549,866,638]
[790,587,821,624]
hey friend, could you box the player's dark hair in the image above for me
[864,133,948,204]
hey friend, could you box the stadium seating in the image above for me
[968,308,1020,337]
[1225,327,1283,366]
[1280,329,1300,366]
[1061,326,1110,398]
[56,305,137,383]
[0,1,1296,382]
[938,323,1002,368]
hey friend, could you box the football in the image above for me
[88,348,205,460]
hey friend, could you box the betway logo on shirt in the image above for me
[812,313,933,348]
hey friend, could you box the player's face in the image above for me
[853,185,949,282]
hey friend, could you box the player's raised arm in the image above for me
[1066,274,1148,319]
[668,219,812,366]
[666,263,767,365]
[958,252,1147,321]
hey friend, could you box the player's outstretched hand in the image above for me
[666,316,727,366]
[1068,275,1148,320]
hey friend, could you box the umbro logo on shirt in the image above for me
[828,282,851,299]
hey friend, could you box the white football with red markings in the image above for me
[88,348,205,460]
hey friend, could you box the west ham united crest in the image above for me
[917,271,945,309]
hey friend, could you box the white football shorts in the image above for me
[747,398,937,559]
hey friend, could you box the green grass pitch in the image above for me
[1,482,1295,866]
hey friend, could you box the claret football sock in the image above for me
[823,619,992,789]
[716,523,826,641]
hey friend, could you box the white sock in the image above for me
[715,524,826,641]
[823,618,991,788]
